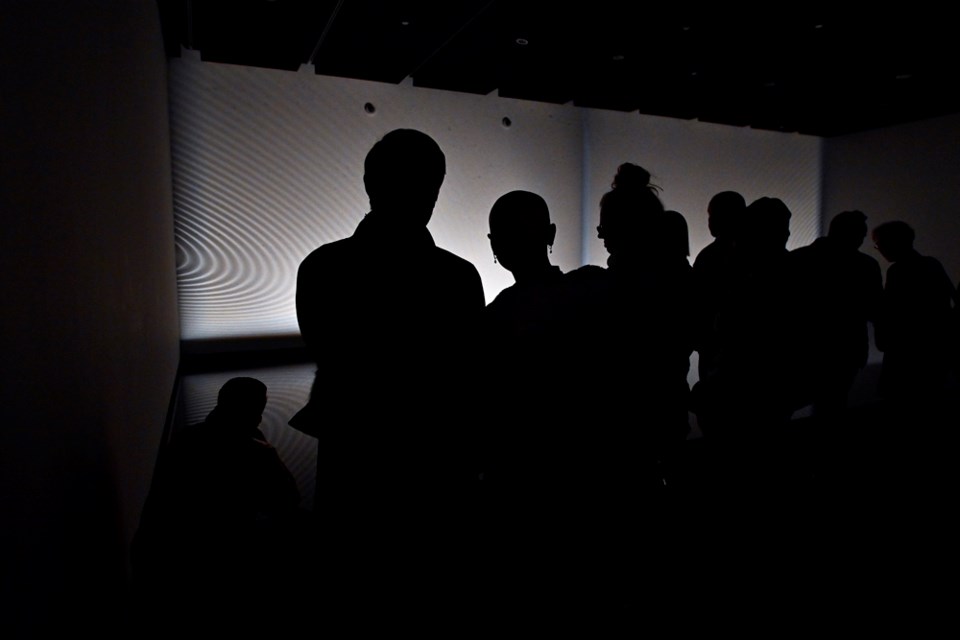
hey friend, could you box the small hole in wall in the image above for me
[364,102,376,115]
[501,117,512,128]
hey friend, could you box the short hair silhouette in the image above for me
[743,197,791,251]
[827,210,868,250]
[707,191,746,239]
[489,190,550,230]
[362,129,446,224]
[872,220,915,261]
[488,190,557,277]
[213,377,268,430]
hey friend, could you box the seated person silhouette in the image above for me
[289,128,485,619]
[132,377,302,626]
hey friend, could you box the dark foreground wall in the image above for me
[0,2,179,635]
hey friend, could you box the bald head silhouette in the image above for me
[488,190,556,279]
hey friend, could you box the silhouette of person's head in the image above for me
[597,163,664,257]
[488,191,556,278]
[707,191,746,240]
[662,210,691,260]
[827,210,868,251]
[741,197,791,256]
[872,220,915,263]
[363,129,446,227]
[211,377,268,434]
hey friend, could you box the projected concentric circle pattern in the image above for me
[171,58,371,340]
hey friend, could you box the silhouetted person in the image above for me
[791,211,883,417]
[662,209,692,262]
[480,189,575,618]
[655,209,695,444]
[133,377,302,633]
[868,222,958,549]
[694,191,746,271]
[572,164,691,475]
[693,191,746,383]
[482,190,565,485]
[690,197,805,501]
[565,164,694,615]
[290,128,485,622]
[872,221,956,405]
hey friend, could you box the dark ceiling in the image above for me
[158,1,960,137]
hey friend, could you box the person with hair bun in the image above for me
[563,164,694,610]
[595,163,665,264]
[589,163,693,466]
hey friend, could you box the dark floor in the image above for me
[143,366,957,634]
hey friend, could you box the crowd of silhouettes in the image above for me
[136,128,958,629]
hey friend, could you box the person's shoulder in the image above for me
[693,240,725,267]
[301,236,353,265]
[486,282,518,311]
[433,245,476,267]
[432,246,482,278]
[920,254,948,271]
[562,265,609,296]
[298,237,358,284]
[566,264,606,281]
[789,242,816,258]
[854,250,881,269]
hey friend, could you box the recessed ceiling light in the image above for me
[515,37,529,46]
[612,54,625,61]
[896,73,912,80]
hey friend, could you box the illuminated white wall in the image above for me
[583,110,822,267]
[171,54,822,342]
[171,54,584,340]
[821,112,960,403]
[823,112,960,289]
